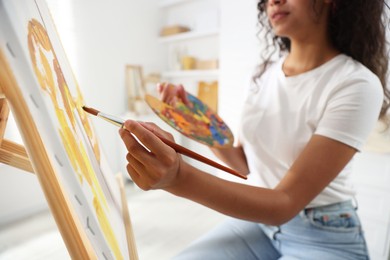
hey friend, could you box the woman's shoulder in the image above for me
[333,54,380,82]
[324,54,382,97]
[326,54,383,107]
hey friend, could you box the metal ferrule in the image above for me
[97,112,125,128]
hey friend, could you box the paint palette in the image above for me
[145,93,234,148]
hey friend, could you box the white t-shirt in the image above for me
[238,54,383,208]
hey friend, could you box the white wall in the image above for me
[0,114,48,224]
[219,0,260,135]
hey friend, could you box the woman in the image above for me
[120,0,389,259]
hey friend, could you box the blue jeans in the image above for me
[172,200,369,260]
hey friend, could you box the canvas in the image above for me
[0,0,132,259]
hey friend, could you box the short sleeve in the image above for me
[315,74,383,151]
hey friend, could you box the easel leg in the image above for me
[117,174,139,260]
[0,98,9,141]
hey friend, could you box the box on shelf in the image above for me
[160,25,191,37]
[195,59,219,70]
[197,81,218,112]
[181,56,197,70]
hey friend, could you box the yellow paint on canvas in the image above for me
[94,197,123,260]
[74,85,101,163]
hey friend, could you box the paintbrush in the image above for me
[82,106,247,180]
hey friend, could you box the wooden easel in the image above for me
[0,49,138,259]
[0,97,33,173]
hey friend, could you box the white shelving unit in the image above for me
[158,29,219,43]
[158,0,220,87]
[161,69,219,79]
[158,0,195,8]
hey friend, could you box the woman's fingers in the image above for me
[139,121,175,142]
[119,120,181,190]
[176,84,190,105]
[123,120,175,159]
[119,126,154,161]
[158,82,175,104]
[126,152,146,175]
[157,82,189,106]
[126,162,156,191]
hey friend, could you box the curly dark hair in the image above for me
[256,0,390,120]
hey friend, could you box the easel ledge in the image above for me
[0,49,138,259]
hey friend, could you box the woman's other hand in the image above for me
[157,82,189,106]
[119,120,185,190]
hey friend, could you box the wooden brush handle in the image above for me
[156,134,247,180]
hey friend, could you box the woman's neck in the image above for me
[283,39,340,77]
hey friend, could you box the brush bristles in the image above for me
[82,106,99,116]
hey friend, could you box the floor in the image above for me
[0,181,226,260]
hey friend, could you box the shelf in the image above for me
[159,29,219,43]
[162,69,219,79]
[158,0,196,8]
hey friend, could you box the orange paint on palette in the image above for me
[145,94,234,148]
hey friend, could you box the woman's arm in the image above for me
[120,120,356,226]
